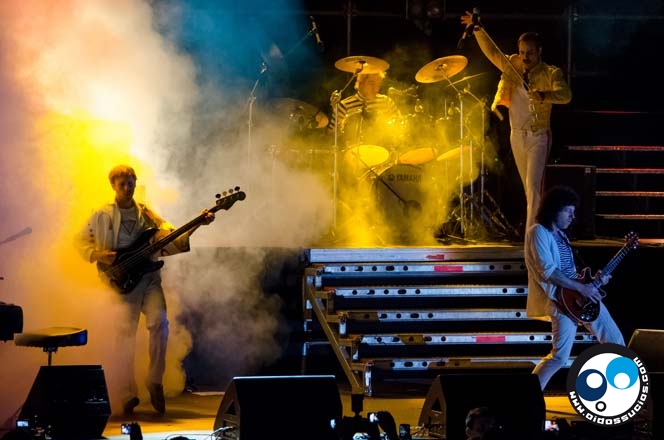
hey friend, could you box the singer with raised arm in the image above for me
[460,10,572,233]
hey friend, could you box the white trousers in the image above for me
[509,128,551,230]
[532,300,625,390]
[115,271,169,403]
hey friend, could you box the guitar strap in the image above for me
[138,203,159,229]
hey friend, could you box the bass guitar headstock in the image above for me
[212,187,246,213]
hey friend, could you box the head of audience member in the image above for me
[465,406,501,440]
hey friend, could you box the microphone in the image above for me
[309,16,325,52]
[457,7,480,49]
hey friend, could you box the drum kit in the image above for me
[268,53,517,243]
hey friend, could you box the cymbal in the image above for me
[415,55,468,84]
[334,56,390,74]
[271,98,329,129]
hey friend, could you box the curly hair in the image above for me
[535,185,579,229]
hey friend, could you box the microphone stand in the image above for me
[246,62,268,169]
[476,27,529,91]
[474,25,539,122]
[0,227,32,246]
[280,20,319,61]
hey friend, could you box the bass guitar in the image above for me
[556,231,638,323]
[98,187,246,294]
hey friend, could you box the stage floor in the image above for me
[100,381,581,440]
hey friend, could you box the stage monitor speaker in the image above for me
[213,375,342,440]
[545,164,596,240]
[628,328,664,373]
[418,372,545,439]
[17,365,110,440]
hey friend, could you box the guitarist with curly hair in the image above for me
[524,185,627,390]
[74,165,216,415]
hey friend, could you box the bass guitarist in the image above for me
[524,185,624,391]
[74,164,215,415]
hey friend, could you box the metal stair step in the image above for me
[317,260,527,277]
[367,356,579,371]
[354,332,596,345]
[597,167,664,174]
[341,309,530,322]
[567,145,664,152]
[326,285,527,299]
[596,191,664,197]
[597,214,664,220]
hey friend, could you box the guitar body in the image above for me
[555,268,601,323]
[553,229,639,323]
[97,228,165,295]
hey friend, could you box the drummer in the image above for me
[329,70,402,152]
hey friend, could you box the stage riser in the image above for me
[302,246,596,395]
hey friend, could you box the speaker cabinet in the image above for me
[545,164,596,239]
[628,328,664,373]
[213,375,342,440]
[418,373,545,439]
[17,365,110,440]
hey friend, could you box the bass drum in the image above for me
[372,164,442,244]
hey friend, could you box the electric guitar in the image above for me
[98,188,246,294]
[555,231,639,323]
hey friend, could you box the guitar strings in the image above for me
[104,192,244,285]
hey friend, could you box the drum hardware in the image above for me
[441,72,487,89]
[271,98,329,131]
[372,164,443,245]
[435,91,519,242]
[438,189,519,243]
[334,55,390,74]
[329,56,391,236]
[414,55,468,84]
[414,54,517,242]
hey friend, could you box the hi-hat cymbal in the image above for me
[335,56,390,74]
[415,55,468,84]
[271,98,329,129]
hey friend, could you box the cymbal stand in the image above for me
[442,85,520,242]
[438,75,475,236]
[330,63,366,232]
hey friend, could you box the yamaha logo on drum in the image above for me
[566,343,649,426]
[388,172,421,183]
